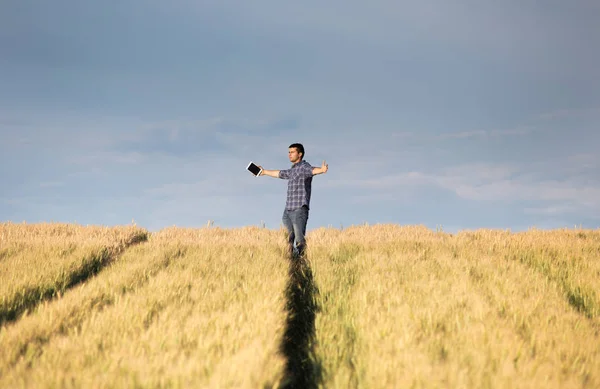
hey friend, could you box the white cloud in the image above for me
[441,179,599,206]
[524,204,580,216]
[39,181,64,188]
[195,0,599,77]
[391,131,415,139]
[390,103,599,144]
[1,198,23,206]
[144,178,254,199]
[441,163,517,181]
[428,124,537,141]
[566,153,599,169]
[323,156,600,218]
[399,159,600,211]
[535,106,600,121]
[68,151,147,166]
[433,130,487,140]
[391,124,538,142]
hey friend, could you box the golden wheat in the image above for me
[0,222,147,325]
[1,223,598,388]
[308,225,600,388]
[0,226,288,389]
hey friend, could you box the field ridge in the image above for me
[0,230,148,327]
[0,242,183,373]
[280,255,322,389]
[514,249,600,320]
[2,224,599,388]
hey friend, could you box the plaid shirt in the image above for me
[279,160,314,210]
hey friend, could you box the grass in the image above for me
[0,226,288,389]
[0,222,148,325]
[307,225,600,388]
[1,223,599,388]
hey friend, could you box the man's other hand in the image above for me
[312,160,328,175]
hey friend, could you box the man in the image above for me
[258,143,328,257]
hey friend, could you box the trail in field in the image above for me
[0,232,148,327]
[0,241,178,371]
[2,230,289,388]
[280,254,322,389]
[511,248,600,321]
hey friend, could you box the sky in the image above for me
[1,1,599,232]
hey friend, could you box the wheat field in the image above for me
[1,222,599,388]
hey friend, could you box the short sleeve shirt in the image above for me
[279,160,314,210]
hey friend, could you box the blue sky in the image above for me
[1,1,599,232]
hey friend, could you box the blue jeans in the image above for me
[282,206,309,256]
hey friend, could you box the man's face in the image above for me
[288,148,302,163]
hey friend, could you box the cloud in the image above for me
[1,198,23,206]
[429,126,535,140]
[390,131,415,139]
[1,1,598,231]
[390,101,600,150]
[106,116,302,157]
[0,109,301,162]
[389,121,540,142]
[441,163,517,181]
[535,106,600,121]
[39,181,64,188]
[524,204,580,216]
[398,161,600,212]
[325,156,600,219]
[194,1,600,76]
[433,130,488,140]
[565,153,599,169]
[68,151,148,166]
[144,177,262,199]
[442,179,599,207]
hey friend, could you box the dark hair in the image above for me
[289,143,305,158]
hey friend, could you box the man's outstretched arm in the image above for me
[258,167,280,178]
[312,160,329,175]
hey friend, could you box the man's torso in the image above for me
[281,160,313,210]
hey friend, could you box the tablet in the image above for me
[246,161,262,176]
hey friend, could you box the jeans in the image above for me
[282,206,309,257]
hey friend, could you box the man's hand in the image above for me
[258,166,280,178]
[313,160,328,175]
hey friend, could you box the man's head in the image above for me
[288,143,305,163]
